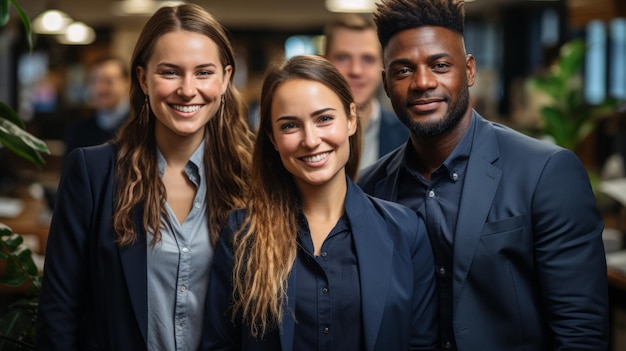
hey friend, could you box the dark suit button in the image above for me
[443,340,452,349]
[322,287,329,293]
[323,326,330,334]
[321,251,328,258]
[438,266,446,275]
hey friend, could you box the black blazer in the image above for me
[201,179,439,351]
[358,111,609,350]
[36,144,149,350]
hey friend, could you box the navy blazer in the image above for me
[358,111,609,350]
[201,179,439,351]
[378,107,408,158]
[36,144,149,350]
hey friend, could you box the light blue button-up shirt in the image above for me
[147,141,212,351]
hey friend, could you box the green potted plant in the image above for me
[1,0,49,349]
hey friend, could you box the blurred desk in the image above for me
[0,188,50,256]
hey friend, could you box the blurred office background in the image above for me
[1,0,626,348]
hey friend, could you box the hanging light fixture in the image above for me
[325,0,377,13]
[32,9,72,34]
[56,22,96,45]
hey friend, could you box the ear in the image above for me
[466,54,476,87]
[136,66,148,94]
[221,65,233,94]
[347,102,357,136]
[267,130,278,151]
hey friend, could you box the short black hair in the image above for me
[374,0,465,49]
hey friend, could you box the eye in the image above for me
[196,70,214,77]
[432,62,450,72]
[392,66,412,77]
[318,114,334,123]
[280,122,297,131]
[158,70,178,77]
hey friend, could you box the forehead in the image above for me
[150,30,221,65]
[271,79,343,114]
[384,26,465,62]
[327,27,380,53]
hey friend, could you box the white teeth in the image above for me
[171,105,201,113]
[302,152,329,163]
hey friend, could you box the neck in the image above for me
[298,175,347,223]
[156,128,204,168]
[358,99,375,130]
[409,111,472,179]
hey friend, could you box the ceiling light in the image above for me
[32,9,72,34]
[57,22,96,45]
[325,0,377,13]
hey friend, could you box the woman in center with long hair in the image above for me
[202,54,439,351]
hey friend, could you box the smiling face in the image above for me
[383,26,475,137]
[269,78,357,190]
[325,27,382,109]
[136,30,232,147]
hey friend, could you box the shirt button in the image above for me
[182,247,189,253]
[443,340,452,349]
[428,190,435,198]
[321,252,328,258]
[177,325,183,331]
[438,266,446,275]
[322,287,329,293]
[194,202,201,209]
[323,326,330,334]
[452,172,458,181]
[181,286,187,292]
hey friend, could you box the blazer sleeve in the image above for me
[36,148,94,350]
[408,215,440,351]
[532,149,608,349]
[200,212,241,351]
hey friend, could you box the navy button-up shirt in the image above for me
[293,213,364,351]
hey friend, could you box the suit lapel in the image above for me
[346,180,393,351]
[373,146,406,201]
[452,114,501,307]
[118,209,148,344]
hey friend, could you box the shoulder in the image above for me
[64,143,117,172]
[357,146,404,188]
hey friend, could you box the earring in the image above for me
[140,94,150,126]
[218,94,226,119]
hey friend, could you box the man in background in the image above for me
[64,56,130,156]
[324,14,407,170]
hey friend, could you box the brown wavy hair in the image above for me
[112,3,253,247]
[231,55,361,337]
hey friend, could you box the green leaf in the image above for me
[0,118,49,166]
[0,102,26,129]
[1,233,23,251]
[0,0,9,27]
[557,39,585,80]
[0,223,13,237]
[15,246,37,275]
[10,0,32,51]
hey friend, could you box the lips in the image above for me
[171,104,202,113]
[409,98,444,113]
[300,152,330,163]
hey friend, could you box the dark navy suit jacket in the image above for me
[201,179,439,351]
[36,144,149,350]
[378,107,408,158]
[358,111,609,350]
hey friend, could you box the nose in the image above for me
[177,75,197,98]
[348,59,362,76]
[410,66,438,91]
[301,126,321,149]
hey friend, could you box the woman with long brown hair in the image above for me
[36,4,253,350]
[202,55,438,351]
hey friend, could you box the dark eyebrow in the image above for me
[274,107,337,123]
[388,53,452,67]
[156,62,218,69]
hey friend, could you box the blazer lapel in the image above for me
[279,263,297,351]
[346,180,393,351]
[118,209,148,344]
[452,113,501,308]
[373,146,406,201]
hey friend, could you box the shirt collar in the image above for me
[156,140,205,187]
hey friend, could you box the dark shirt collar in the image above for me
[403,113,476,182]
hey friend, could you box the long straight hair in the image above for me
[113,4,253,247]
[231,55,361,337]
